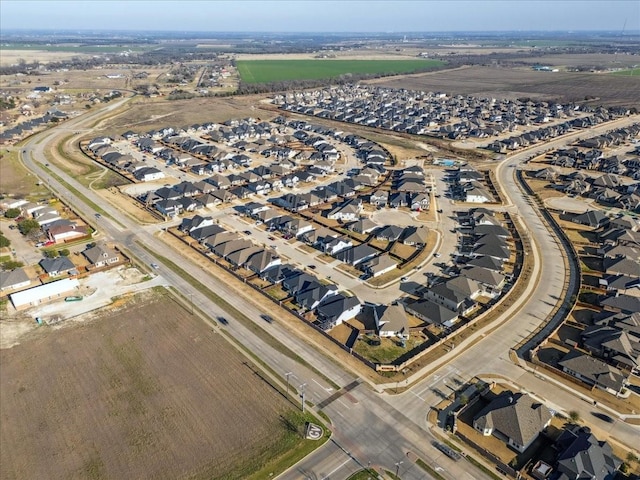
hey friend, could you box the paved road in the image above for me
[20,98,639,479]
[380,115,640,449]
[21,97,493,480]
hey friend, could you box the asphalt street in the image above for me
[17,97,640,478]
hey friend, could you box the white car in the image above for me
[150,263,159,269]
[400,277,409,282]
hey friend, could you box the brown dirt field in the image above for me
[369,65,640,107]
[95,187,160,224]
[0,291,298,480]
[93,94,272,137]
[0,50,93,66]
[512,53,640,69]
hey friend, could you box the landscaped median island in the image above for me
[237,59,445,84]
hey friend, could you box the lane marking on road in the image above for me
[416,366,457,396]
[313,378,333,392]
[320,458,352,480]
[336,398,351,409]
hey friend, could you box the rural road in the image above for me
[18,96,640,479]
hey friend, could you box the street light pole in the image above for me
[395,460,403,478]
[299,383,307,413]
[284,372,293,397]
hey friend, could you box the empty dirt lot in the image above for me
[370,65,640,107]
[0,289,301,480]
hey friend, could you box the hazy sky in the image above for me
[1,0,639,33]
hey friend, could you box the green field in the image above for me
[609,68,640,76]
[237,59,444,84]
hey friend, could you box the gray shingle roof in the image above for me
[474,392,552,448]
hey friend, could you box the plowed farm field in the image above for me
[0,291,304,480]
[370,65,640,107]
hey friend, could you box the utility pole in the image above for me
[284,372,293,397]
[299,383,307,413]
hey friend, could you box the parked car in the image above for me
[401,277,409,282]
[434,253,441,257]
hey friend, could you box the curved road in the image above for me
[19,97,639,479]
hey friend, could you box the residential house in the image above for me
[360,253,397,278]
[572,210,610,229]
[553,426,621,480]
[600,294,640,315]
[374,303,410,339]
[83,244,120,269]
[179,214,214,233]
[245,249,281,274]
[460,266,506,297]
[375,225,404,242]
[315,294,362,329]
[402,226,429,247]
[405,299,459,328]
[212,239,254,261]
[133,167,165,182]
[334,244,378,266]
[327,199,362,222]
[260,264,302,284]
[155,199,182,217]
[369,189,389,206]
[295,282,338,310]
[39,256,76,277]
[282,272,318,296]
[320,236,353,255]
[0,268,31,293]
[227,246,264,268]
[558,349,627,395]
[473,392,552,453]
[348,218,378,235]
[47,223,89,244]
[204,231,241,250]
[581,326,639,372]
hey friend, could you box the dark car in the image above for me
[308,264,317,270]
[217,316,228,325]
[243,230,252,235]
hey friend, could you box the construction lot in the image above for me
[0,290,309,480]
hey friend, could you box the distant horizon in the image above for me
[1,1,638,34]
[2,28,640,39]
[3,28,640,34]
